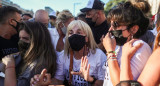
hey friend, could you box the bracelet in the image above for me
[89,76,97,85]
[5,66,15,70]
[106,51,116,56]
[107,51,116,54]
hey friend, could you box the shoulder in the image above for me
[133,40,151,50]
[48,27,59,36]
[94,48,106,56]
[90,48,107,61]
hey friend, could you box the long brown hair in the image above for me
[19,21,57,76]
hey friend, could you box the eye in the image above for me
[68,30,73,35]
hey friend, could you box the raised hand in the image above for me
[122,39,143,60]
[103,32,116,52]
[71,56,92,81]
[2,55,15,67]
[30,69,52,86]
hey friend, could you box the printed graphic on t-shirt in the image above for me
[65,69,90,86]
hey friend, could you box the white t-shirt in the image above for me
[55,48,107,86]
[103,40,152,86]
[48,28,65,57]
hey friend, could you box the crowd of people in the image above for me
[0,0,160,86]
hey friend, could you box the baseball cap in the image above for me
[80,0,105,12]
[49,10,56,18]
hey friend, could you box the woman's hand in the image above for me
[30,69,52,86]
[57,22,65,37]
[2,55,15,67]
[71,56,93,82]
[103,32,116,52]
[122,39,143,60]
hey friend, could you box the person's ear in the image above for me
[8,19,14,25]
[130,25,139,35]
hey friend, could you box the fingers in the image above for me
[129,39,138,44]
[84,56,88,70]
[71,71,80,75]
[131,43,143,53]
[43,73,52,85]
[87,64,90,74]
[100,35,104,42]
[39,69,47,80]
[30,74,40,85]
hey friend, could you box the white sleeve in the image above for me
[54,54,65,81]
[97,51,107,80]
[130,40,152,80]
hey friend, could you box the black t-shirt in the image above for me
[0,34,19,60]
[90,20,109,44]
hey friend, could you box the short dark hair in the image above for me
[22,13,33,18]
[0,6,22,24]
[107,2,149,38]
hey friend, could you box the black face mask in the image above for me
[85,18,96,27]
[110,30,128,46]
[18,40,30,55]
[68,34,86,51]
[10,19,20,32]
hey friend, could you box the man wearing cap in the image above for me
[49,10,57,28]
[80,0,109,49]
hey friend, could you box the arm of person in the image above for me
[2,55,16,86]
[102,32,120,86]
[137,47,160,86]
[56,23,65,52]
[120,39,143,81]
[56,35,65,52]
[107,53,120,86]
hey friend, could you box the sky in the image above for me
[10,0,108,16]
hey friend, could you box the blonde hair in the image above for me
[56,10,74,28]
[64,20,98,55]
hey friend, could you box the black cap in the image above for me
[80,0,104,12]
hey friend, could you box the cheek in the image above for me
[122,30,130,37]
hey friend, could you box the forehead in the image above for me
[86,9,95,14]
[19,29,29,37]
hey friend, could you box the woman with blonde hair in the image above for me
[31,20,106,86]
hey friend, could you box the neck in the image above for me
[95,13,106,26]
[74,46,88,60]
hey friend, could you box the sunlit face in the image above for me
[85,9,98,22]
[19,29,30,43]
[109,20,130,37]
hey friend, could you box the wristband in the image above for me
[5,66,15,70]
[89,76,97,85]
[107,51,116,54]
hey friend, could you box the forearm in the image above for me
[120,57,133,81]
[56,36,64,52]
[108,54,120,86]
[5,66,16,86]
